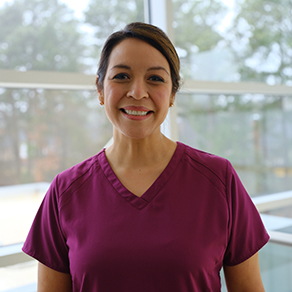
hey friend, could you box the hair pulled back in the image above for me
[96,22,180,94]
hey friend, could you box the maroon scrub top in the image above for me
[23,142,269,291]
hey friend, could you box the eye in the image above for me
[148,75,164,82]
[112,73,129,80]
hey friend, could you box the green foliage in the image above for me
[84,0,144,58]
[173,0,227,52]
[229,0,292,84]
[0,86,112,185]
[172,0,228,79]
[0,0,112,185]
[0,0,86,72]
[84,0,144,37]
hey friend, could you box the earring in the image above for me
[170,103,174,107]
[100,101,104,106]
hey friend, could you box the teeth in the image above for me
[124,110,148,116]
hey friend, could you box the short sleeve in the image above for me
[22,175,70,273]
[223,161,269,266]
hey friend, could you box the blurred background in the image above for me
[0,0,291,291]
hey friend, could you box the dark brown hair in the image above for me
[96,22,180,93]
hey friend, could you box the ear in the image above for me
[98,90,104,105]
[169,92,176,107]
[96,76,104,104]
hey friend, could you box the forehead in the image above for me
[107,38,170,71]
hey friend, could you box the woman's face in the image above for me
[98,38,175,141]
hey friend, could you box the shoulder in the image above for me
[180,142,231,178]
[53,150,104,199]
[177,142,236,196]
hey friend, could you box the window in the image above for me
[173,0,292,86]
[0,0,292,291]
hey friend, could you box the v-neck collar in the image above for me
[99,142,185,210]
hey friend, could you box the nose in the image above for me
[126,78,149,100]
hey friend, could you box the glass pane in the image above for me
[0,0,144,74]
[173,0,292,85]
[0,261,37,292]
[260,242,292,292]
[220,242,292,292]
[0,88,111,246]
[173,0,231,81]
[0,185,46,246]
[177,93,292,197]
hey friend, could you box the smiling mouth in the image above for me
[121,109,153,116]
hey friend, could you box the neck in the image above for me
[105,131,176,170]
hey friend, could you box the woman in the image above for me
[23,22,269,291]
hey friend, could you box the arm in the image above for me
[223,252,265,292]
[37,262,72,292]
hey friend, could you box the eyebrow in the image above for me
[110,64,130,71]
[148,66,170,75]
[110,64,170,75]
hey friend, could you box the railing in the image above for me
[253,191,292,246]
[268,231,292,246]
[0,243,31,268]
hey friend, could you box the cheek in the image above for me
[103,86,118,105]
[104,96,118,117]
[156,90,173,106]
[103,88,123,121]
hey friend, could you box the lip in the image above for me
[120,106,153,121]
